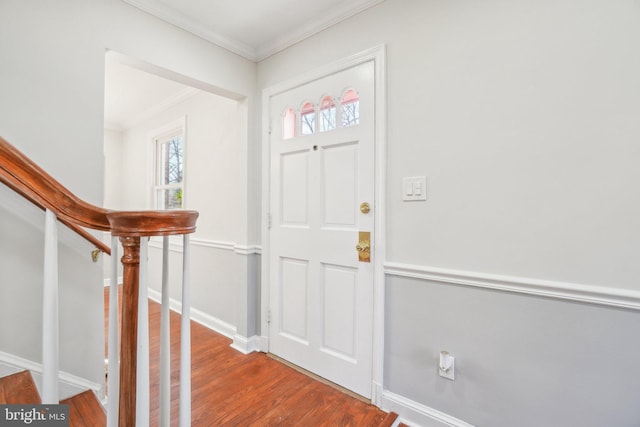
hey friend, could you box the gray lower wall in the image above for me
[385,274,640,427]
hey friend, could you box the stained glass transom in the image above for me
[281,88,359,139]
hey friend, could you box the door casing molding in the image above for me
[260,45,387,405]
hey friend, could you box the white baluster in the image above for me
[180,234,191,427]
[107,236,120,427]
[159,236,171,427]
[137,237,150,427]
[42,209,59,404]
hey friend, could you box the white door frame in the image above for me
[260,45,387,405]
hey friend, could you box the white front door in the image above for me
[268,60,375,398]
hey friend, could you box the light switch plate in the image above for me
[402,176,427,201]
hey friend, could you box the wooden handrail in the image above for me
[0,136,111,230]
[1,136,198,427]
[0,136,111,254]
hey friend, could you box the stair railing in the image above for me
[0,136,198,427]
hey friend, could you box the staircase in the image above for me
[0,371,106,425]
[0,135,199,426]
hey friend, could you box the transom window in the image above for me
[154,128,185,210]
[282,88,359,139]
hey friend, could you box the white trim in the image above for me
[230,334,261,355]
[148,236,261,255]
[147,288,236,339]
[122,0,256,60]
[260,46,387,403]
[233,244,262,255]
[121,0,385,62]
[0,351,103,401]
[254,0,386,61]
[384,262,640,311]
[381,390,474,427]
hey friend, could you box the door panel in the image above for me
[279,257,309,343]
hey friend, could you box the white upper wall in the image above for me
[0,0,257,385]
[258,0,640,290]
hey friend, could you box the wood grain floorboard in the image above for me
[105,287,390,426]
[61,389,106,427]
[0,371,40,404]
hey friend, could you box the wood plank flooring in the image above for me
[105,287,392,426]
[61,390,106,427]
[0,371,40,404]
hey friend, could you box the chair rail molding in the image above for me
[149,237,261,255]
[384,262,640,311]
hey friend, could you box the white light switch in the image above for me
[404,180,414,196]
[402,176,427,201]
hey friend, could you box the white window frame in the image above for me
[149,117,187,210]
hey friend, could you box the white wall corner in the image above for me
[381,390,474,427]
[230,334,261,355]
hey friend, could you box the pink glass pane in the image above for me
[283,107,296,139]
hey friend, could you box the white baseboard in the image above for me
[147,288,237,339]
[0,351,103,401]
[230,334,260,354]
[381,390,474,427]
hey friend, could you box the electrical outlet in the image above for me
[439,351,455,380]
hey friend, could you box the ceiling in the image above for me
[123,0,386,61]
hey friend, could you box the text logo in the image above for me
[0,405,69,426]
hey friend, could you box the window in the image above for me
[341,89,359,127]
[319,96,336,132]
[300,102,315,135]
[281,89,360,139]
[154,128,185,210]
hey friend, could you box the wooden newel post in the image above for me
[119,236,141,427]
[107,210,198,427]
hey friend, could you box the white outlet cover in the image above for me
[439,355,455,380]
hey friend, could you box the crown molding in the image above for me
[123,0,257,60]
[122,0,385,62]
[254,0,386,61]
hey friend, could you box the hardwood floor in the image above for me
[105,287,392,426]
